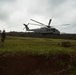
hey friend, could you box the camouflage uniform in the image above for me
[1,30,6,46]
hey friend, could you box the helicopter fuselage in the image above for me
[26,26,60,35]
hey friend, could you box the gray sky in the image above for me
[0,0,76,33]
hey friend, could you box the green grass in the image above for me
[0,36,76,54]
[0,36,76,75]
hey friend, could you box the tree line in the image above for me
[6,31,76,40]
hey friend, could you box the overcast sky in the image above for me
[0,0,76,33]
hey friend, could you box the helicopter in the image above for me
[23,19,69,35]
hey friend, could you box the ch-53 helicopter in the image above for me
[23,19,69,35]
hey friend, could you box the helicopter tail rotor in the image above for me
[23,23,29,30]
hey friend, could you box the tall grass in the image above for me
[0,36,76,54]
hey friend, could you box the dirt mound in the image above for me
[0,53,72,75]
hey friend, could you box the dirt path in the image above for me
[0,53,73,75]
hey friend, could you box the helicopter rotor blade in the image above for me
[23,27,25,30]
[29,23,47,26]
[60,24,70,26]
[48,19,52,26]
[23,23,29,26]
[23,24,26,26]
[23,24,25,30]
[30,19,46,26]
[53,24,70,26]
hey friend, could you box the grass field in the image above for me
[0,36,76,54]
[0,36,76,75]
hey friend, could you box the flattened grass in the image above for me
[0,36,76,54]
